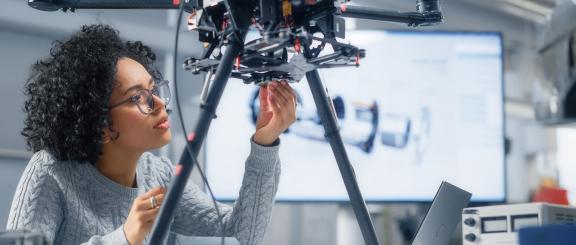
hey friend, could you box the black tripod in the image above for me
[161,29,383,244]
[28,1,444,244]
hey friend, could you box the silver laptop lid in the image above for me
[412,181,472,245]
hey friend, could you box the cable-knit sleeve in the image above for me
[6,151,64,242]
[166,138,281,245]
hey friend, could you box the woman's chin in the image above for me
[150,131,172,149]
[160,131,172,145]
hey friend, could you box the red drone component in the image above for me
[221,19,229,31]
[187,132,196,141]
[294,38,301,53]
[175,164,183,176]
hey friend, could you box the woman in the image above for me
[6,24,296,245]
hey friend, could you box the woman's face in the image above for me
[106,57,172,151]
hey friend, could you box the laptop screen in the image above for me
[412,181,472,245]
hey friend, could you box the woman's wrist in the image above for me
[123,224,140,245]
[253,131,278,146]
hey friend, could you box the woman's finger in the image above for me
[140,206,161,223]
[135,196,156,211]
[259,85,269,111]
[139,187,165,200]
[135,188,165,211]
[268,92,282,115]
[270,83,289,106]
[281,82,297,113]
[275,82,296,119]
[155,194,165,206]
[275,82,293,103]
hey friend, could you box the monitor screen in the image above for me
[205,31,505,202]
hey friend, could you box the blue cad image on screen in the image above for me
[205,30,505,202]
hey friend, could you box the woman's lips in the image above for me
[154,119,170,129]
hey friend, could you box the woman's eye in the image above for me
[130,94,141,102]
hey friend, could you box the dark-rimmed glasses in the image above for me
[109,80,171,115]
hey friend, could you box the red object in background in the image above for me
[533,186,570,205]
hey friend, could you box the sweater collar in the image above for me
[82,156,147,198]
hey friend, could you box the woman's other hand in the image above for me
[253,80,297,145]
[123,187,165,245]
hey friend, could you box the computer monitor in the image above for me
[205,30,505,202]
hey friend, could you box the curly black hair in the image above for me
[22,24,160,164]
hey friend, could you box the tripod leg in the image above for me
[149,35,245,243]
[305,69,380,245]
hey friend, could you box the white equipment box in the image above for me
[462,202,576,244]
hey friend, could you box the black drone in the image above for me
[28,1,443,244]
[30,0,442,85]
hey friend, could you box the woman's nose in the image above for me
[151,94,166,113]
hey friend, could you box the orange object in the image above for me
[533,186,569,205]
[282,0,292,17]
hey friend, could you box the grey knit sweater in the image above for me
[6,139,281,245]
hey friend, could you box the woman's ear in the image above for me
[102,126,120,143]
[102,128,113,144]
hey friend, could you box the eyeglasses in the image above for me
[109,80,171,115]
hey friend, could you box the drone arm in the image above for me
[339,4,442,27]
[28,0,199,12]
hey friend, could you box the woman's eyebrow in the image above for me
[123,78,154,95]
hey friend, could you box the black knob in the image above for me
[465,233,476,242]
[464,217,476,226]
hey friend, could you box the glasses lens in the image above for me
[135,90,153,114]
[153,80,171,106]
[132,81,171,115]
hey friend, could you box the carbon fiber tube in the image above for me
[304,43,380,245]
[148,35,245,244]
[339,4,442,26]
[28,0,199,11]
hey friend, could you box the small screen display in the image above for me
[512,214,539,232]
[482,216,508,233]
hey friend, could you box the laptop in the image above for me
[411,181,472,245]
